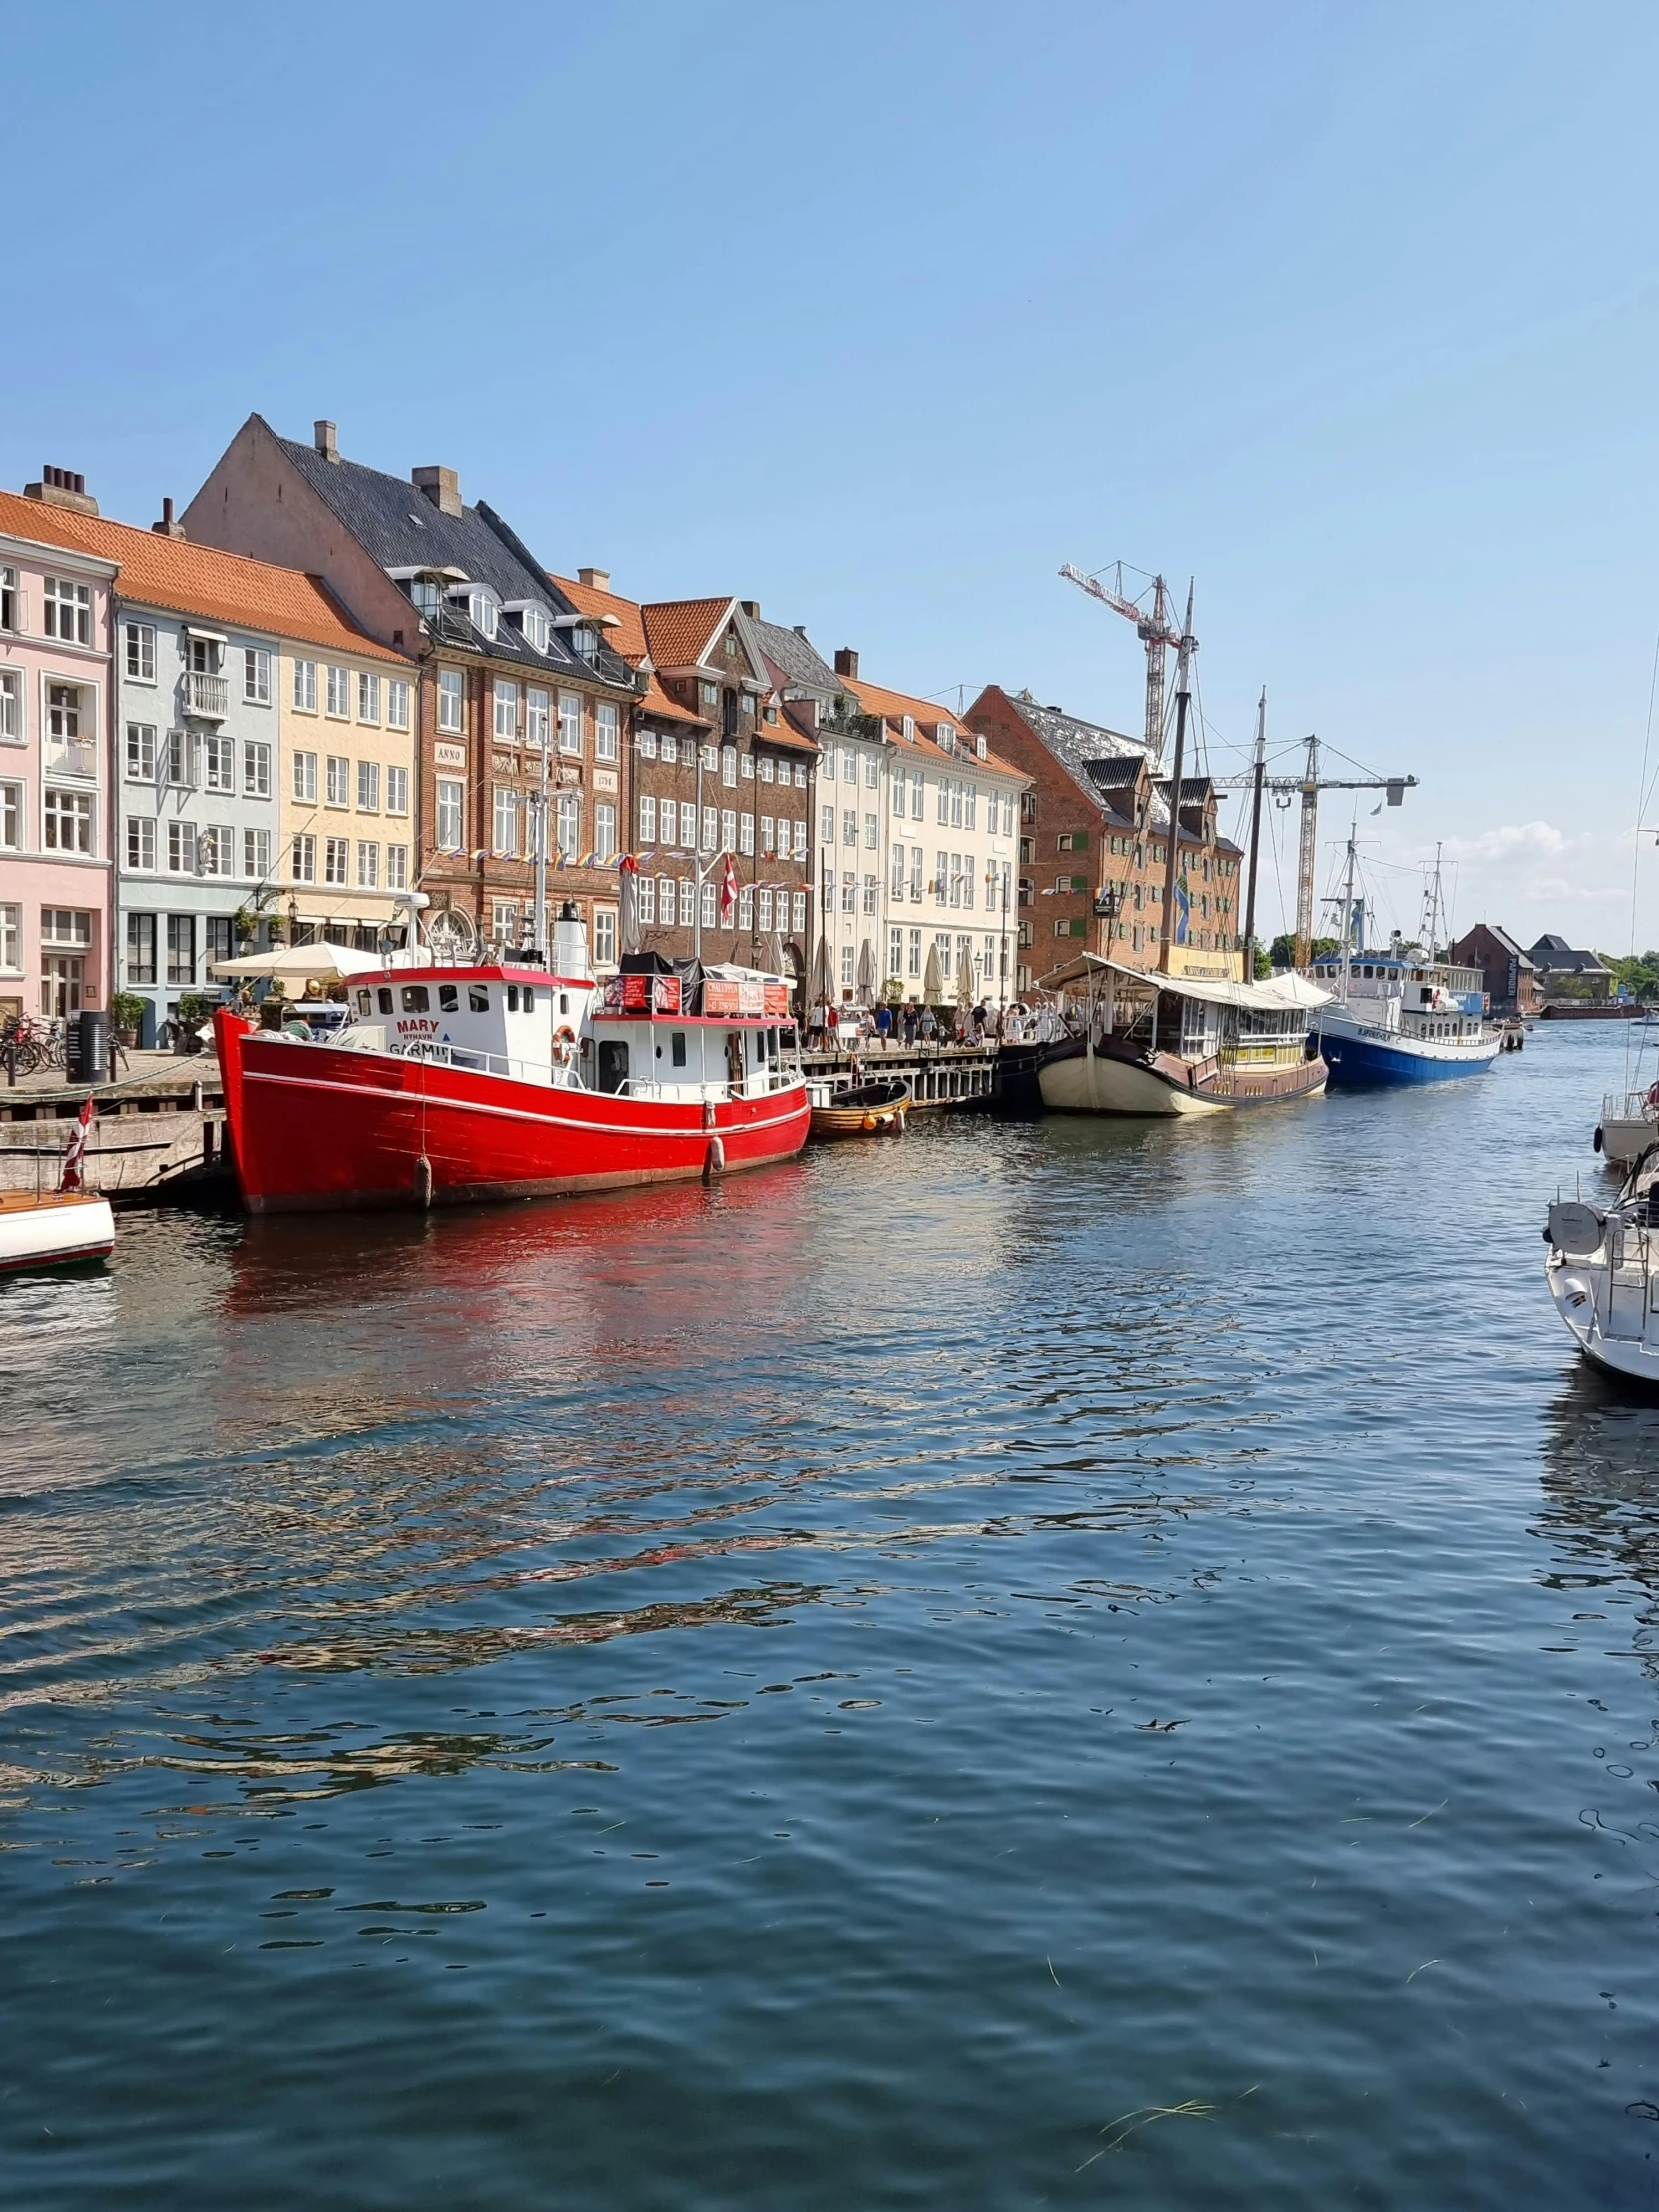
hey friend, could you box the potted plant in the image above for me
[172,993,216,1054]
[110,991,147,1050]
[266,913,289,945]
[232,905,258,955]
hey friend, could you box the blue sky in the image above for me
[4,0,1655,949]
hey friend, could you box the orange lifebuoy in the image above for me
[554,1024,577,1045]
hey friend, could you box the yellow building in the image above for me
[277,641,418,947]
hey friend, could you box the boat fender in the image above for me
[702,1101,717,1134]
[895,1108,906,1132]
[1594,1126,1603,1154]
[862,1112,878,1131]
[415,1154,433,1210]
[703,1135,725,1183]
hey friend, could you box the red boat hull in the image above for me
[214,1013,810,1214]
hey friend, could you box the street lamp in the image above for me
[1093,880,1123,956]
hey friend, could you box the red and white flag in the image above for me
[60,1096,94,1192]
[719,853,739,921]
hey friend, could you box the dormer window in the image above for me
[408,577,440,617]
[901,714,915,741]
[571,625,597,659]
[521,606,549,654]
[976,733,987,759]
[938,722,955,753]
[470,589,499,641]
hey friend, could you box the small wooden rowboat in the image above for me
[809,1078,911,1140]
[0,1189,116,1273]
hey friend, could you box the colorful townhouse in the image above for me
[965,685,1245,984]
[184,418,639,967]
[1,475,415,1045]
[548,573,817,987]
[0,474,119,1028]
[837,655,1029,1007]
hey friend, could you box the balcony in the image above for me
[184,670,229,720]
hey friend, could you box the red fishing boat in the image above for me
[213,916,809,1215]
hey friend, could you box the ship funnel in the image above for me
[553,899,592,981]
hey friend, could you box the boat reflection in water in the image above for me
[1537,1366,1659,1648]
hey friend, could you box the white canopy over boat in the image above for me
[1036,952,1332,1012]
[209,943,395,982]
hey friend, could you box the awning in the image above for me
[1037,950,1331,1012]
[182,624,228,645]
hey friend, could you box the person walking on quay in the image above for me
[875,1000,893,1046]
[903,1002,918,1046]
[919,1004,937,1045]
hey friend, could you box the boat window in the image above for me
[507,985,519,1011]
[439,985,458,1012]
[377,988,393,1015]
[597,1039,629,1094]
[671,1032,687,1068]
[401,985,430,1013]
[522,987,534,1010]
[559,993,569,1015]
[356,990,372,1015]
[469,986,490,1012]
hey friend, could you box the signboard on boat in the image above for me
[603,973,682,1015]
[703,979,790,1018]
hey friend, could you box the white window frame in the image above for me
[124,621,156,683]
[595,701,620,762]
[386,765,408,816]
[293,750,318,804]
[244,646,272,704]
[292,658,318,713]
[436,779,463,852]
[357,670,381,725]
[438,668,464,734]
[387,677,410,731]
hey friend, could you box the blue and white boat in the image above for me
[1306,834,1500,1086]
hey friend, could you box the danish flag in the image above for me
[719,853,739,921]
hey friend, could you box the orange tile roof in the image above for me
[641,673,707,726]
[640,597,734,673]
[844,673,1026,780]
[548,572,648,662]
[0,491,412,665]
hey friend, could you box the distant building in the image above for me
[1527,933,1615,1002]
[964,685,1243,986]
[1447,924,1540,1016]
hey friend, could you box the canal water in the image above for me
[4,1024,1659,2209]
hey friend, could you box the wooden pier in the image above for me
[802,1041,1006,1110]
[0,1052,231,1205]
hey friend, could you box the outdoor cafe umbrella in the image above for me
[856,938,875,1004]
[956,943,977,1008]
[813,932,834,1008]
[618,855,642,955]
[922,939,945,1004]
[766,929,787,979]
[207,941,385,983]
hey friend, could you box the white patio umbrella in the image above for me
[618,860,642,955]
[208,942,385,983]
[766,929,787,979]
[922,940,945,1004]
[956,943,977,1008]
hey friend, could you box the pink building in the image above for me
[0,476,118,1026]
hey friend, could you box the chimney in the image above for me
[314,420,339,462]
[793,624,809,638]
[740,600,760,619]
[412,465,462,518]
[152,496,185,539]
[24,464,98,516]
[833,647,858,679]
[577,567,610,591]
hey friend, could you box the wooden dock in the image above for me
[802,1041,1010,1110]
[0,1053,231,1205]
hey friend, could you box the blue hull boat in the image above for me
[1319,1011,1499,1086]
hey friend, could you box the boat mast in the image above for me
[1293,734,1320,969]
[1158,582,1196,975]
[1338,822,1359,1006]
[532,727,550,957]
[1419,841,1445,959]
[1242,687,1266,979]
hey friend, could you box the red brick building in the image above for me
[548,576,816,980]
[965,684,1244,983]
[1448,923,1541,1015]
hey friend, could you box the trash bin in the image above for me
[69,1008,109,1085]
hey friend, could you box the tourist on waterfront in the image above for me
[902,1003,918,1046]
[919,1005,937,1044]
[875,1001,893,1045]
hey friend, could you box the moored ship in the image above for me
[214,911,809,1215]
[1036,953,1329,1115]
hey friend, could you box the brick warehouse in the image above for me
[965,685,1244,983]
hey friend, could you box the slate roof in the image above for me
[0,489,412,665]
[1528,934,1611,974]
[750,616,842,699]
[992,686,1172,825]
[267,419,603,679]
[1082,757,1146,793]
